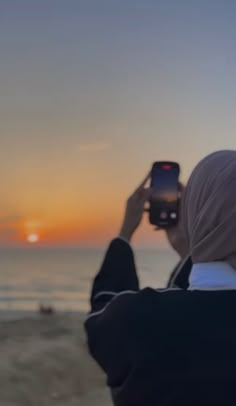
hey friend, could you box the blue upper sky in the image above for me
[1,0,236,244]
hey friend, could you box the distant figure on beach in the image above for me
[85,150,236,406]
[39,303,55,315]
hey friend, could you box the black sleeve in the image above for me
[85,291,137,381]
[89,238,139,314]
[85,237,140,381]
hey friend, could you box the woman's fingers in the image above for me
[135,172,151,192]
[138,188,152,209]
[178,182,185,197]
[142,187,152,199]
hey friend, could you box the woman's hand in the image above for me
[119,173,152,242]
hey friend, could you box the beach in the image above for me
[0,311,111,406]
[0,247,178,405]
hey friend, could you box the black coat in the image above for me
[85,238,236,406]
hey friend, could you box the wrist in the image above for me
[119,225,133,242]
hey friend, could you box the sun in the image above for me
[27,233,40,244]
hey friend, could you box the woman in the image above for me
[85,150,236,406]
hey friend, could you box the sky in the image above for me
[1,0,236,247]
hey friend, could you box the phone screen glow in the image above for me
[151,166,178,205]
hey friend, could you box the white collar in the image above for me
[188,262,236,290]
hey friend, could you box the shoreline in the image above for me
[0,309,42,321]
[0,309,82,321]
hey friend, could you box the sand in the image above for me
[0,311,112,406]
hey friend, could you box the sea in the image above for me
[0,246,178,316]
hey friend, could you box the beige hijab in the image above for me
[181,150,236,269]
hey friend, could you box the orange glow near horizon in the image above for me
[0,203,167,248]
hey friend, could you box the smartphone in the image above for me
[149,161,180,228]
